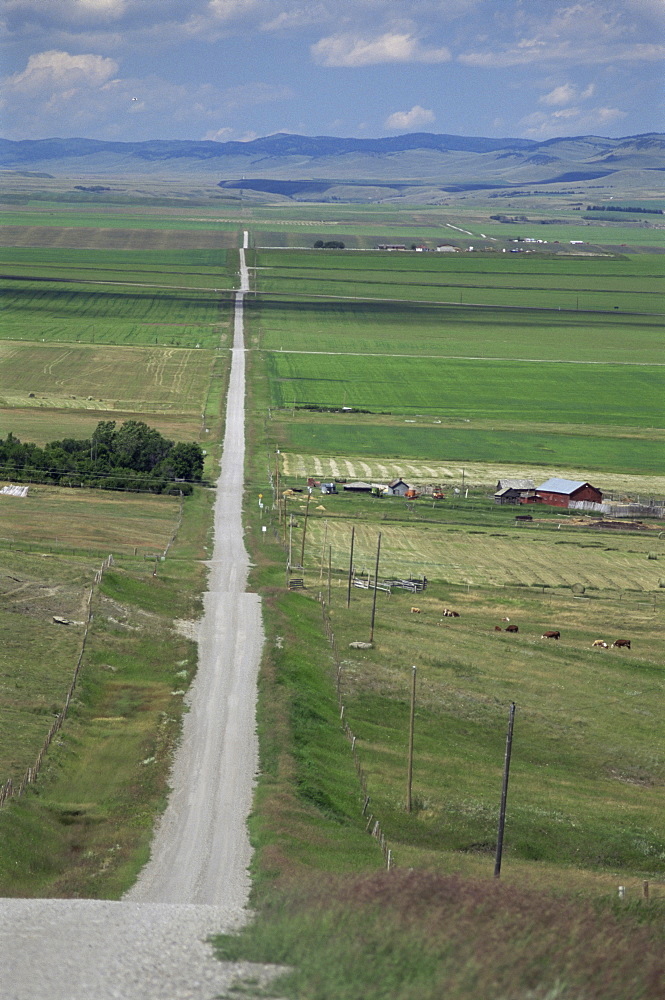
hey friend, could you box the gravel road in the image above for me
[0,233,277,999]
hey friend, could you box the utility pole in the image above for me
[369,532,382,644]
[406,665,417,813]
[299,492,311,569]
[347,525,355,608]
[327,545,332,606]
[494,702,516,879]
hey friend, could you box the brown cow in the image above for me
[505,624,519,633]
[441,609,460,617]
[542,630,560,639]
[612,639,631,649]
[494,625,502,631]
[410,607,421,614]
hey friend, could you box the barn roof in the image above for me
[497,478,535,490]
[388,478,409,488]
[537,478,589,494]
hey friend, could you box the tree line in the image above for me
[0,421,205,494]
[586,204,663,214]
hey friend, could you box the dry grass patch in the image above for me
[0,483,181,555]
[0,407,202,446]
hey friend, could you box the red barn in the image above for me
[534,478,603,508]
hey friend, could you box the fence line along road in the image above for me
[0,231,276,1000]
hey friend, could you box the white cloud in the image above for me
[5,50,119,94]
[540,82,595,106]
[207,0,258,22]
[311,31,450,67]
[540,84,577,107]
[385,105,435,130]
[458,1,665,68]
[519,104,627,138]
[1,49,294,139]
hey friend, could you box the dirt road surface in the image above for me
[0,233,277,999]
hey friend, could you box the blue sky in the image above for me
[1,0,663,143]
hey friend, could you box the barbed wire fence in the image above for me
[0,554,114,809]
[319,595,393,871]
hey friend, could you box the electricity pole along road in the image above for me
[0,233,274,999]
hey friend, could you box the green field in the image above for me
[267,353,663,424]
[253,249,665,314]
[0,279,232,347]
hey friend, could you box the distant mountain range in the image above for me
[1,131,663,202]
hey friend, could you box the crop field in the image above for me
[267,353,662,426]
[253,250,665,315]
[0,208,239,232]
[278,421,665,476]
[0,246,236,291]
[0,224,238,251]
[0,278,231,347]
[0,343,218,413]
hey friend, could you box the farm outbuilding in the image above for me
[534,478,603,508]
[494,478,536,504]
[343,481,373,493]
[385,478,410,496]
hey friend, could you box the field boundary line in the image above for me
[263,350,665,367]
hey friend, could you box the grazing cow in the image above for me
[501,617,510,622]
[612,639,631,649]
[505,624,519,633]
[542,630,560,639]
[494,625,502,632]
[441,609,460,617]
[410,607,421,614]
[592,639,608,649]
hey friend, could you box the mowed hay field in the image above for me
[302,517,664,592]
[0,343,217,414]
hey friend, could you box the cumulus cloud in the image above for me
[0,48,293,140]
[540,82,595,106]
[5,50,119,94]
[311,31,450,67]
[385,105,435,130]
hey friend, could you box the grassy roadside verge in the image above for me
[0,485,213,897]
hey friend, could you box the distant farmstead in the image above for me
[436,244,459,252]
[494,478,536,504]
[535,478,603,508]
